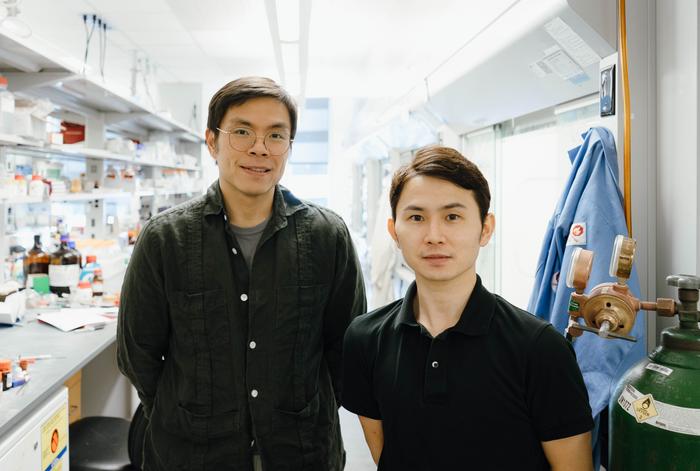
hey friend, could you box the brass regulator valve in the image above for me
[566,235,677,342]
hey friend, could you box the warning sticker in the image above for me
[617,383,700,436]
[41,404,68,471]
[645,363,674,377]
[566,222,587,246]
[632,394,659,423]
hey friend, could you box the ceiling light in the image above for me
[281,42,299,80]
[276,0,299,42]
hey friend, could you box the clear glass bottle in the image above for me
[49,234,80,296]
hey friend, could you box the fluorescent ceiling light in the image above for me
[276,0,299,42]
[286,73,301,96]
[281,41,299,83]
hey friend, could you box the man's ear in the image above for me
[387,217,399,247]
[480,213,495,247]
[205,128,218,160]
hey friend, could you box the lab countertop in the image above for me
[0,313,117,437]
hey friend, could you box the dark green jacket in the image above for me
[117,182,366,470]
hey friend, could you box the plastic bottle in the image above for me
[28,174,45,199]
[75,280,92,305]
[0,359,12,391]
[14,174,27,197]
[8,244,26,286]
[79,255,101,283]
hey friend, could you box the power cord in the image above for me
[81,14,97,75]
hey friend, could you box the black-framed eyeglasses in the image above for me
[216,127,293,156]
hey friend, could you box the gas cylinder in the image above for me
[609,275,700,470]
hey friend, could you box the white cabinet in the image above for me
[0,387,70,471]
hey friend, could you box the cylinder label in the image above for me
[618,384,700,436]
[645,363,673,377]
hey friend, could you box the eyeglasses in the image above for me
[216,127,292,156]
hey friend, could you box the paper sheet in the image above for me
[36,308,118,332]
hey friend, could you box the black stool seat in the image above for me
[69,416,137,471]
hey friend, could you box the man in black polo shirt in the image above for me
[342,145,593,470]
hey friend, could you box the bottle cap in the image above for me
[78,281,91,289]
[0,359,11,371]
[86,255,97,263]
[60,234,69,243]
[14,174,24,180]
[31,174,42,181]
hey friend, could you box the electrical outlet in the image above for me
[600,64,616,117]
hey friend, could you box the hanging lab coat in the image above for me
[527,127,646,453]
[369,184,399,310]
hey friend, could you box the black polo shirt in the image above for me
[342,277,593,470]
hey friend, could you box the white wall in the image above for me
[655,0,699,337]
[622,0,658,351]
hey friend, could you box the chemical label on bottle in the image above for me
[645,362,673,377]
[618,383,700,436]
[48,265,79,288]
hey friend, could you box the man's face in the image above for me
[206,97,291,200]
[388,175,494,285]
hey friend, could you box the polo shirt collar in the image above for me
[396,275,496,336]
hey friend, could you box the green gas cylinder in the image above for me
[609,275,700,470]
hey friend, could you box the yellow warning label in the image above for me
[41,404,68,471]
[632,394,659,423]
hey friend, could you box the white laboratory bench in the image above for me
[0,311,130,470]
[0,314,117,437]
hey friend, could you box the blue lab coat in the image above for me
[527,127,646,463]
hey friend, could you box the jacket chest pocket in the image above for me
[168,288,229,355]
[273,284,330,339]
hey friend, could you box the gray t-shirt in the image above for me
[230,216,270,269]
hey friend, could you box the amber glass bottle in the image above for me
[24,234,49,278]
[49,234,80,296]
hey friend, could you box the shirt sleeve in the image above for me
[526,325,594,442]
[323,216,367,405]
[116,220,170,418]
[341,319,381,420]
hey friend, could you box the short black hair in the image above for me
[207,76,298,139]
[390,145,491,222]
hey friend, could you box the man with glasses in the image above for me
[118,77,366,471]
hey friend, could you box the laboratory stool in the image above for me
[69,403,145,471]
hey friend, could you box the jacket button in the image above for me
[240,293,248,302]
[232,248,238,255]
[431,361,439,368]
[249,341,257,349]
[251,389,259,398]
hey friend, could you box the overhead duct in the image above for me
[417,0,616,134]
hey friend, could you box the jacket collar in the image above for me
[204,180,307,228]
[396,275,496,336]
